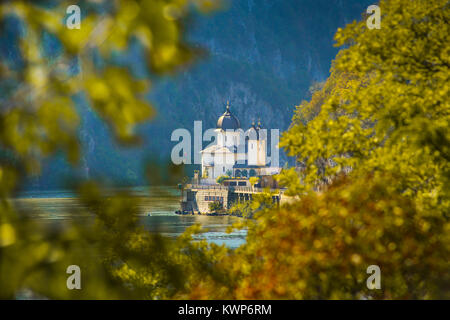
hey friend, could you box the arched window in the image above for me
[249,169,256,177]
[242,170,248,177]
[235,169,241,178]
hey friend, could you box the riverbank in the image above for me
[175,210,238,217]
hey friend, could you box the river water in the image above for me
[13,186,247,249]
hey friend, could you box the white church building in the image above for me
[200,102,280,180]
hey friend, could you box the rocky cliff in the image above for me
[33,0,373,188]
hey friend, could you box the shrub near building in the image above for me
[208,201,223,213]
[216,175,230,185]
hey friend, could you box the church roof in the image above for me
[217,101,241,130]
[245,120,266,140]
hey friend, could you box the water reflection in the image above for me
[141,215,246,249]
[13,186,247,249]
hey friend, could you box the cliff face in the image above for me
[35,0,373,188]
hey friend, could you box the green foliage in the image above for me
[249,176,259,187]
[1,180,233,299]
[279,0,450,218]
[215,175,229,185]
[208,201,223,213]
[228,201,252,218]
[1,0,449,300]
[0,0,223,299]
[228,191,275,219]
[185,174,450,299]
[269,0,450,298]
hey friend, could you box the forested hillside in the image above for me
[25,0,373,188]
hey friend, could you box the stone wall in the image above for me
[195,189,231,213]
[182,184,285,214]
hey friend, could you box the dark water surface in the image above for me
[13,186,247,249]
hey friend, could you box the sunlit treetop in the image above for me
[279,0,449,217]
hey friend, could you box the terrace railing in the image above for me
[185,184,283,194]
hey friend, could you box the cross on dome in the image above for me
[216,100,240,130]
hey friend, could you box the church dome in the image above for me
[216,102,241,130]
